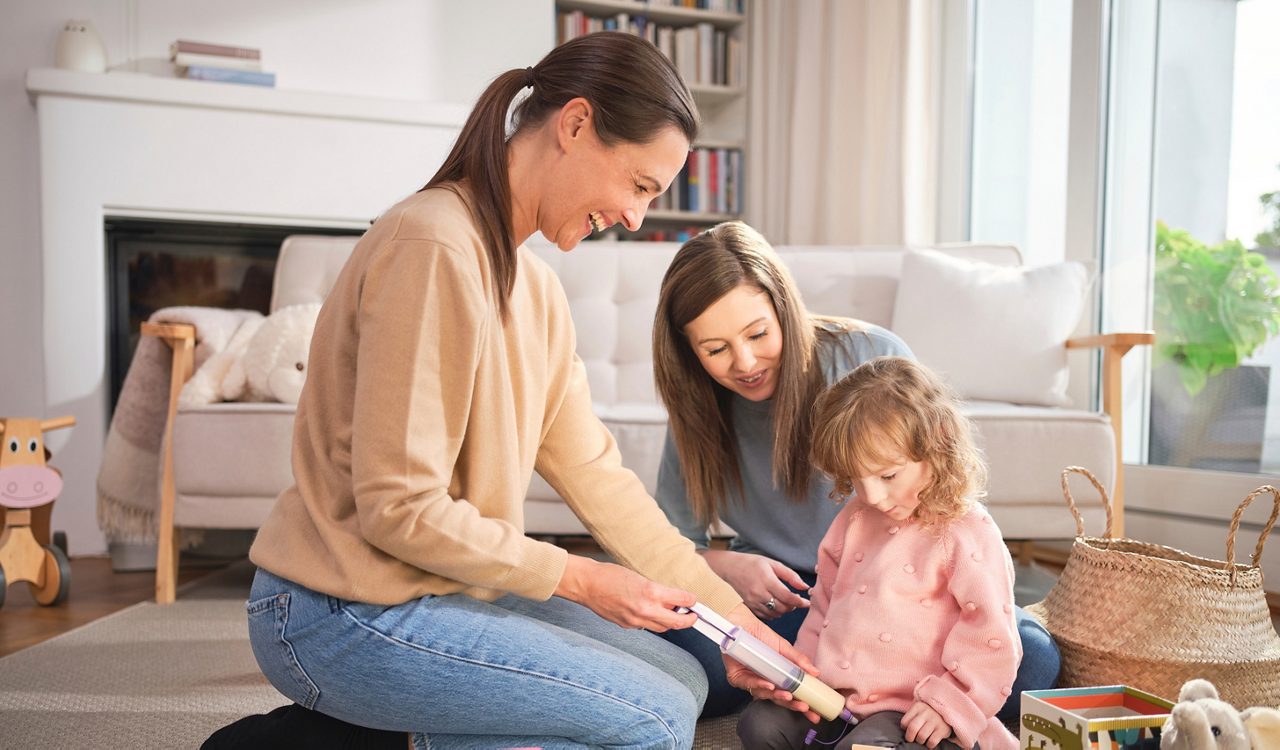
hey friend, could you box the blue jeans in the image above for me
[246,568,708,749]
[661,570,1060,721]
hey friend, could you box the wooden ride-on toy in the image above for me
[0,416,75,608]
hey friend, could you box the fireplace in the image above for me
[104,218,362,409]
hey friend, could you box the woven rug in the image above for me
[0,561,746,748]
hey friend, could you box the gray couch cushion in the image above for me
[969,400,1115,538]
[173,402,295,527]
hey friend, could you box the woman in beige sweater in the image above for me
[228,33,815,750]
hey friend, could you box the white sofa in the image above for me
[145,235,1148,601]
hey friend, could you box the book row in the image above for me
[650,147,743,216]
[556,13,743,88]
[644,0,745,12]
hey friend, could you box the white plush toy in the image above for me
[1160,679,1251,750]
[220,303,322,404]
[178,314,264,408]
[1242,704,1280,750]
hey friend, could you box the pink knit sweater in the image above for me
[794,501,1020,750]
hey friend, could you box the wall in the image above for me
[2,0,551,555]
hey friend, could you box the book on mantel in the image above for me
[182,65,275,87]
[170,39,260,60]
[169,39,274,87]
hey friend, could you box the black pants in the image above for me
[737,704,968,750]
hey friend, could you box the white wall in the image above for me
[2,0,551,555]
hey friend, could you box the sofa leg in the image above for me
[1011,540,1036,566]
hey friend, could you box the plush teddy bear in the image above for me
[1242,704,1280,750]
[1160,679,1251,750]
[220,303,322,404]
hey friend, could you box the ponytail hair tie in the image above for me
[524,66,536,89]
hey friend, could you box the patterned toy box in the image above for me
[1020,685,1173,750]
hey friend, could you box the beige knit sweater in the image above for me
[250,186,741,615]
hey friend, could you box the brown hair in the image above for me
[653,221,853,525]
[810,356,987,528]
[423,32,699,319]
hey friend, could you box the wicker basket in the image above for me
[1025,466,1280,706]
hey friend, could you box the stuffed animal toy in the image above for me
[1241,704,1280,750]
[220,303,322,404]
[1160,679,1250,750]
[179,315,264,408]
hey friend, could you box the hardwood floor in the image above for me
[0,556,226,658]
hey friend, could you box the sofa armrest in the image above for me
[1064,331,1155,536]
[140,321,195,604]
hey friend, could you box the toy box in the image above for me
[1020,685,1173,750]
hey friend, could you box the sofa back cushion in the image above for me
[891,249,1090,407]
[776,243,1021,329]
[272,234,1028,411]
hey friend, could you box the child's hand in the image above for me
[721,603,822,724]
[901,701,953,748]
[702,549,810,619]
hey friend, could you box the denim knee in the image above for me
[999,608,1061,721]
[1015,610,1061,688]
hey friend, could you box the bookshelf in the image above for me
[554,0,748,241]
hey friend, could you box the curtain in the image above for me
[745,0,942,245]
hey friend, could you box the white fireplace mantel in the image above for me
[28,67,466,555]
[27,68,471,129]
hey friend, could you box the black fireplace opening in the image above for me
[105,218,364,409]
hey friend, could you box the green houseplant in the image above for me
[1152,220,1280,396]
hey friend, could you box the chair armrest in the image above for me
[1065,331,1155,352]
[140,321,195,604]
[1063,330,1155,537]
[141,321,197,407]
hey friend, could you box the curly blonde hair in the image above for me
[810,356,987,528]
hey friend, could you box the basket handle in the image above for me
[1060,466,1114,539]
[1226,485,1280,586]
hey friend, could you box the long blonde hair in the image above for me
[653,222,849,526]
[810,356,987,528]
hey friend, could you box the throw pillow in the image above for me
[890,249,1090,407]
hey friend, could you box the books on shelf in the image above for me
[556,13,743,87]
[644,0,745,11]
[649,146,743,216]
[169,39,275,87]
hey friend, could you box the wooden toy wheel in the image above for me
[31,544,70,606]
[53,531,68,556]
[0,567,6,609]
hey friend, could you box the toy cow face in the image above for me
[0,417,73,510]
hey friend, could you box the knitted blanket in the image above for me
[96,307,263,544]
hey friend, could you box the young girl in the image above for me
[737,356,1020,750]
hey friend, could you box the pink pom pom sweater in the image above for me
[795,501,1020,750]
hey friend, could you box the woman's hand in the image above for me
[901,701,953,748]
[720,603,822,724]
[554,554,698,632]
[702,549,810,620]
